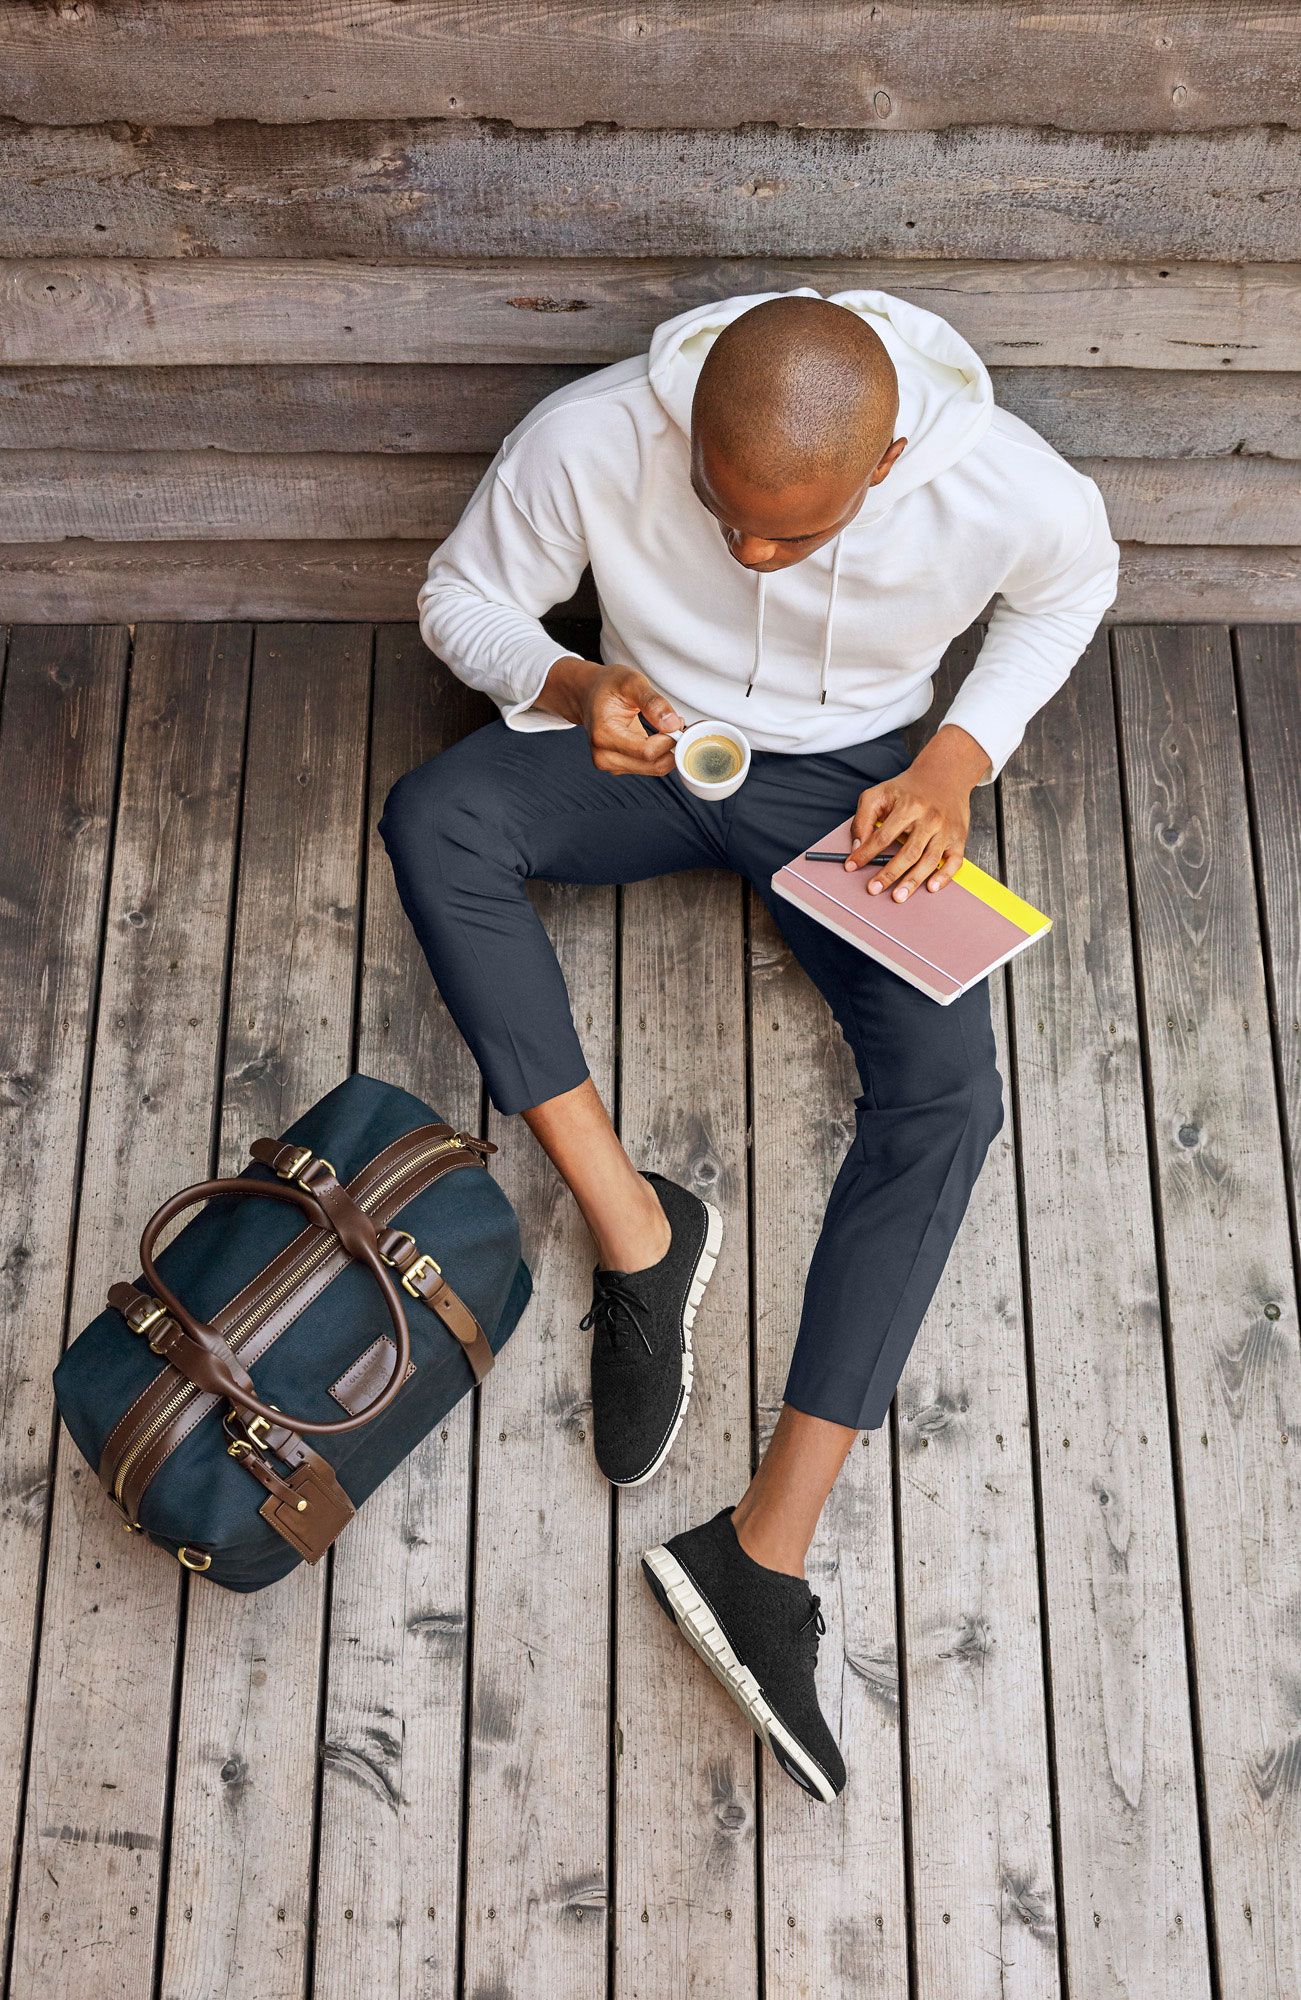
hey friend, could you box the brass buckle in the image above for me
[177,1546,212,1572]
[402,1252,441,1298]
[132,1300,164,1336]
[276,1145,314,1182]
[224,1407,277,1458]
[380,1229,416,1268]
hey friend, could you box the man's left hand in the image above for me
[845,724,992,901]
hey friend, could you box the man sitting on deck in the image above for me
[379,289,1119,1801]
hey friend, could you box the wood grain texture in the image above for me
[4,119,1297,264]
[1000,635,1211,2000]
[1079,459,1301,546]
[4,365,1298,461]
[896,637,1059,2000]
[4,541,1299,626]
[2,449,1292,546]
[8,623,249,2000]
[0,624,128,1948]
[1236,625,1301,1241]
[3,1,1295,132]
[158,625,370,2000]
[747,891,908,1999]
[6,258,1294,369]
[0,363,588,454]
[1113,625,1301,2000]
[614,868,757,1996]
[464,883,616,1997]
[311,632,493,2000]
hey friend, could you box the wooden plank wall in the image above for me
[0,2,1298,621]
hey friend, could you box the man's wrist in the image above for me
[539,655,599,727]
[915,722,992,789]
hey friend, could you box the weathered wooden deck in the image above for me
[1,619,1298,2000]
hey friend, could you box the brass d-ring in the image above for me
[177,1545,212,1573]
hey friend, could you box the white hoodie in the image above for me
[418,288,1120,783]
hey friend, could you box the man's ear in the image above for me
[868,436,907,487]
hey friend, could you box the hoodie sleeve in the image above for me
[416,419,590,733]
[938,474,1120,784]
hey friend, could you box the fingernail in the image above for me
[867,880,880,894]
[896,886,909,901]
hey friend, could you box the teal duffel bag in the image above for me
[53,1073,532,1591]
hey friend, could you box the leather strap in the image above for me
[224,1412,355,1563]
[136,1172,412,1436]
[374,1223,493,1383]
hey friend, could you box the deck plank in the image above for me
[310,636,493,1995]
[461,875,617,1996]
[157,625,371,2000]
[747,883,909,1997]
[614,869,758,1995]
[1113,624,1301,2000]
[3,618,1297,1993]
[896,639,1060,2000]
[8,623,248,1999]
[1000,633,1211,1999]
[0,624,129,1956]
[1235,625,1301,1241]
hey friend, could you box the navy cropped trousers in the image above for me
[379,718,1004,1430]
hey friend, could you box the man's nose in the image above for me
[726,529,779,567]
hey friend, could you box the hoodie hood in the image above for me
[646,286,994,522]
[646,287,996,704]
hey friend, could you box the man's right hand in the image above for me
[541,657,684,776]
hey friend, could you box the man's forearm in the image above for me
[537,655,600,727]
[915,721,992,790]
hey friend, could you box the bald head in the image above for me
[692,296,899,493]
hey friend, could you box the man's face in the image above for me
[690,432,906,574]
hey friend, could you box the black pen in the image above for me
[804,848,898,864]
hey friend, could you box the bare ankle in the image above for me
[595,1178,671,1273]
[731,1503,807,1580]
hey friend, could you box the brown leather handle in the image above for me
[136,1172,413,1436]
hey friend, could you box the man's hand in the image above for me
[846,724,992,901]
[540,657,685,775]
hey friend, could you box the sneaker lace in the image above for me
[798,1594,827,1643]
[580,1271,653,1356]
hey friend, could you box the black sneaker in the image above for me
[641,1506,846,1802]
[582,1172,722,1487]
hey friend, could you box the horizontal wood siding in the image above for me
[4,259,1296,370]
[1,541,1298,626]
[2,1,1296,132]
[0,449,1295,546]
[0,15,1294,619]
[1,364,1298,459]
[4,119,1298,263]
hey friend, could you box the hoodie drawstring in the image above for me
[744,532,844,708]
[818,533,844,707]
[746,570,766,698]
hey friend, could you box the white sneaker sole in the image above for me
[614,1198,722,1489]
[640,1544,840,1803]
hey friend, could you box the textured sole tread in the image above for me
[640,1543,840,1803]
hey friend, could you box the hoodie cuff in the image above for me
[934,693,1020,786]
[498,636,582,733]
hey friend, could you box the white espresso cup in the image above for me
[671,718,752,801]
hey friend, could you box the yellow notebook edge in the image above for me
[951,857,1051,936]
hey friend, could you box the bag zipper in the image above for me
[111,1133,473,1511]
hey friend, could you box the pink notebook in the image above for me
[771,817,1051,1003]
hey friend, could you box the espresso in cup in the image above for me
[672,718,752,801]
[682,733,745,784]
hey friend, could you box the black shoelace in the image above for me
[581,1271,653,1356]
[798,1594,827,1643]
